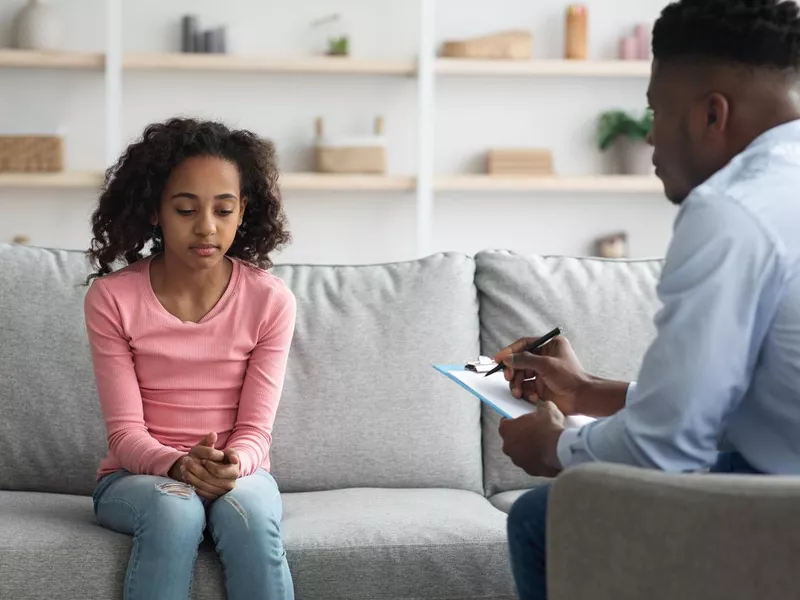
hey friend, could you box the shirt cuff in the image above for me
[556,427,583,470]
[626,381,637,405]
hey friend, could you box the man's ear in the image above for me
[706,92,730,132]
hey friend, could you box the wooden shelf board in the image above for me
[124,53,417,75]
[0,172,104,188]
[281,173,416,191]
[436,58,650,77]
[0,171,415,192]
[436,175,662,193]
[0,49,104,69]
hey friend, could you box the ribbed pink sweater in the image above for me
[84,255,296,480]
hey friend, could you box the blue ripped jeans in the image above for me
[93,469,293,600]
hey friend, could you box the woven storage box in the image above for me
[315,145,386,174]
[0,135,63,172]
[314,117,386,174]
[487,148,554,176]
[442,30,533,60]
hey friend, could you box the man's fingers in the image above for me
[506,352,552,371]
[495,337,538,362]
[511,369,527,398]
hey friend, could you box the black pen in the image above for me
[483,326,563,378]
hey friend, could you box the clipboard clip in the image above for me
[465,356,498,374]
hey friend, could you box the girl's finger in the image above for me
[189,445,225,462]
[182,463,229,496]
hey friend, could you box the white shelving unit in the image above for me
[0,0,657,256]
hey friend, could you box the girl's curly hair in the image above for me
[86,118,290,282]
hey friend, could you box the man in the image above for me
[497,1,800,598]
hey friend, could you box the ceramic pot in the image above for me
[612,137,654,175]
[12,0,64,51]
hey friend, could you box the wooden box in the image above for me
[442,30,533,60]
[487,148,554,176]
[0,135,63,172]
[314,117,386,174]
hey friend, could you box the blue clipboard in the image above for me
[433,364,535,419]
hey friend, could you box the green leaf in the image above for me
[597,109,652,151]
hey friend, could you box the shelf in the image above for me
[0,172,104,188]
[436,175,662,193]
[281,173,416,191]
[0,172,415,192]
[436,58,650,78]
[0,49,104,70]
[124,53,417,76]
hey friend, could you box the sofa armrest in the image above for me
[547,463,800,600]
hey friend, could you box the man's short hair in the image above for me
[653,0,800,69]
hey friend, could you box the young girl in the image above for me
[84,118,296,600]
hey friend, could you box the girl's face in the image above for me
[156,156,247,271]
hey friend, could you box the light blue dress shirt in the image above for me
[557,120,800,475]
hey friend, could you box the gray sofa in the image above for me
[2,243,798,600]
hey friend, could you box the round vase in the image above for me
[12,0,64,51]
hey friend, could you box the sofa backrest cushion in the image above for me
[270,254,483,493]
[0,245,483,495]
[475,251,662,495]
[0,245,107,495]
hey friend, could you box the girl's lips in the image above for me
[192,246,218,257]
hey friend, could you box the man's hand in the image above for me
[174,433,238,501]
[498,402,566,478]
[495,336,589,416]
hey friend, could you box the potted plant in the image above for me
[597,109,654,175]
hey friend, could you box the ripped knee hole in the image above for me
[156,482,195,499]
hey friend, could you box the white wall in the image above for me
[0,0,676,263]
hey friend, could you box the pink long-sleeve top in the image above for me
[84,255,296,480]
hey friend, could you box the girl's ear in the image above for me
[239,197,248,227]
[150,214,159,227]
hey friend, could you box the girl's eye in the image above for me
[218,210,234,216]
[177,209,194,216]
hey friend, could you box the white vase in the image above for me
[612,137,655,176]
[12,0,64,51]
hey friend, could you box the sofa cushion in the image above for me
[475,251,662,495]
[0,244,483,496]
[270,254,483,493]
[0,244,108,496]
[489,488,542,514]
[282,488,515,599]
[0,489,515,600]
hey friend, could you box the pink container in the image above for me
[635,23,651,60]
[620,36,638,60]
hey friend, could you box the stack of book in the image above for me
[487,149,554,176]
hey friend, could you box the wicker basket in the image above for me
[0,135,63,173]
[442,30,533,60]
[314,117,387,174]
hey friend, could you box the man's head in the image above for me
[649,0,800,204]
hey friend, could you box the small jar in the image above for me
[566,4,588,60]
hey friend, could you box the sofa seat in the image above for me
[488,489,538,514]
[0,488,516,600]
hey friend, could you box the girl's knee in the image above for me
[146,481,206,538]
[211,488,282,533]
